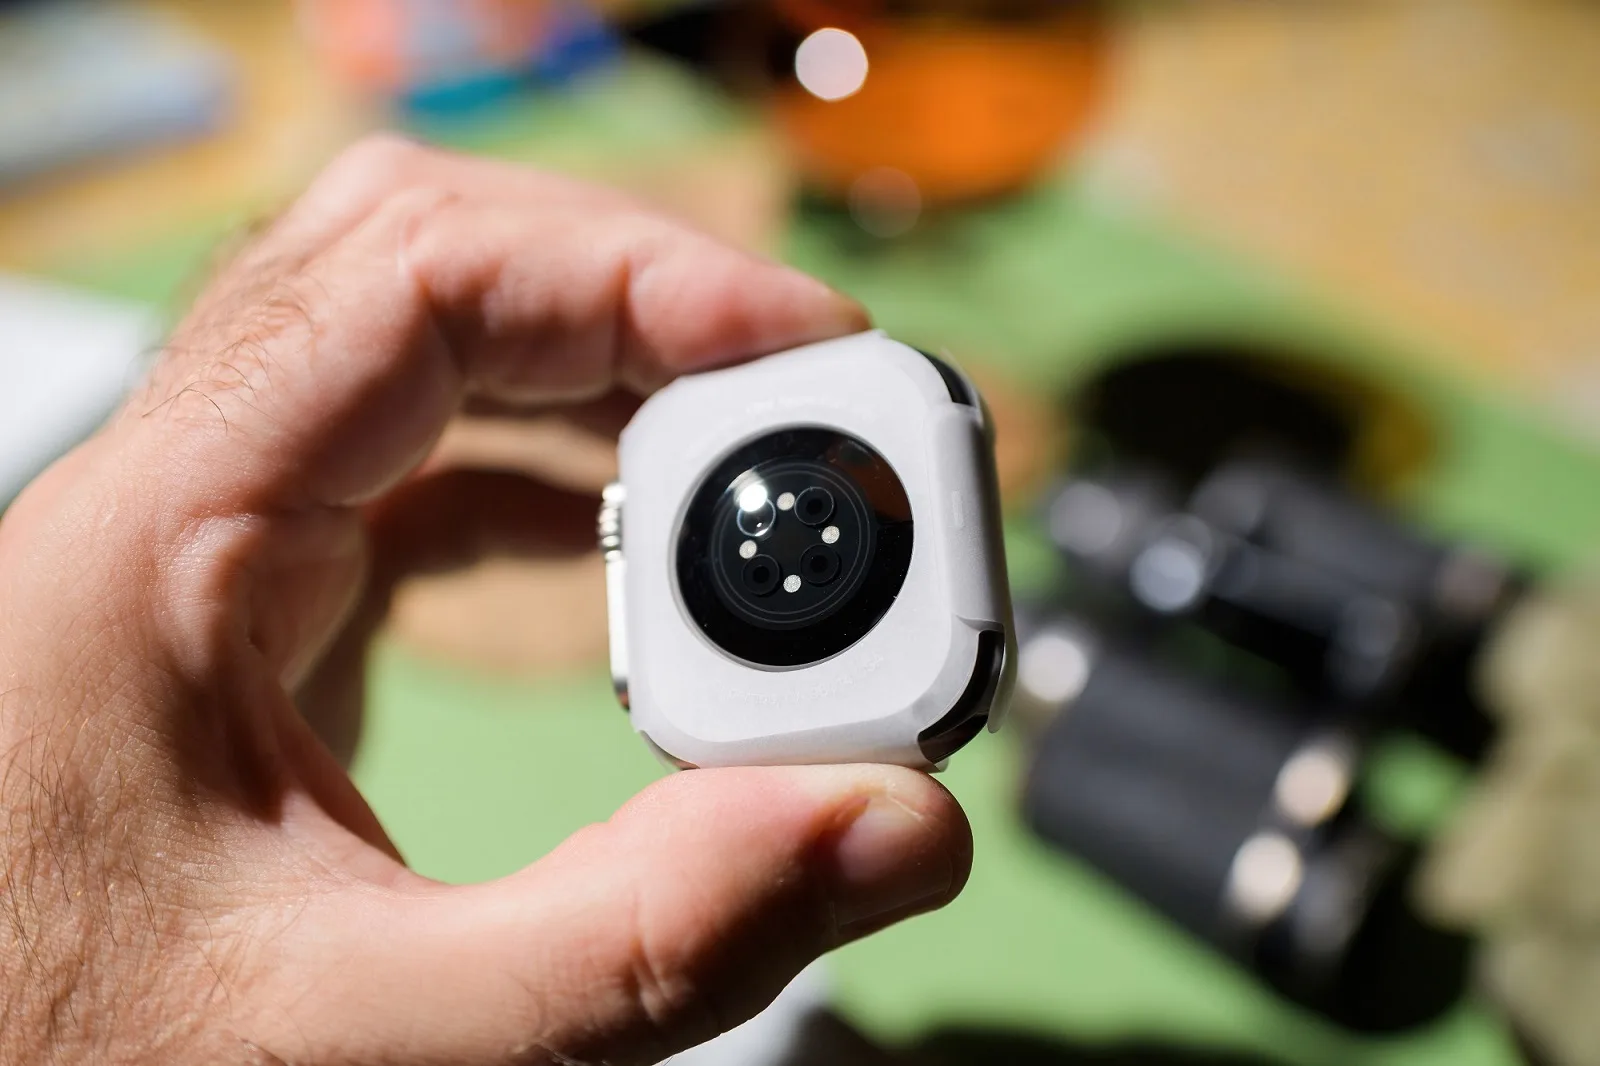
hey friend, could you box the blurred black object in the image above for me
[910,1029,1291,1066]
[1014,613,1473,1033]
[1190,458,1523,759]
[621,0,792,95]
[766,1009,903,1065]
[1190,459,1511,622]
[747,1011,1301,1066]
[1075,351,1361,487]
[1043,458,1524,761]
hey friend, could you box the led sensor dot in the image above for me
[821,525,841,545]
[739,540,758,559]
[738,483,770,513]
[783,574,803,594]
[776,492,796,511]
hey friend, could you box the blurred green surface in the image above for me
[50,56,1600,1066]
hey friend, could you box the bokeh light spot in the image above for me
[795,28,868,102]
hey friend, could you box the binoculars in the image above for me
[1018,457,1523,1032]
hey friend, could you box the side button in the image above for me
[600,482,630,710]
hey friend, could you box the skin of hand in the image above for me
[0,136,972,1066]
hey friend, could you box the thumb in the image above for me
[269,765,969,1065]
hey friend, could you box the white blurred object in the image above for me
[0,275,160,506]
[661,963,832,1066]
[0,1,232,185]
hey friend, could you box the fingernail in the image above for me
[822,290,872,333]
[787,271,871,332]
[829,795,955,934]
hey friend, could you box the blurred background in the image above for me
[5,1,1600,1064]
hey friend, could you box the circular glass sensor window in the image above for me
[676,428,914,667]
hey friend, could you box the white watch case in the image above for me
[602,330,1014,770]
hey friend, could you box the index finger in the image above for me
[129,160,868,514]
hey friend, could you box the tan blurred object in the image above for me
[968,365,1062,507]
[1081,0,1600,443]
[0,0,376,274]
[1422,574,1600,1065]
[383,416,616,673]
[389,555,612,674]
[431,417,620,496]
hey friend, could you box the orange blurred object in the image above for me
[295,0,548,92]
[769,0,1109,206]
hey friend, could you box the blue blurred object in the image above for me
[0,1,233,187]
[530,1,620,86]
[399,1,619,117]
[401,69,527,116]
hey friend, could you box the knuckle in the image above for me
[306,133,430,216]
[622,895,727,1054]
[342,130,425,166]
[603,205,684,250]
[367,184,463,291]
[372,183,460,229]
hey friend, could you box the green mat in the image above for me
[43,55,1600,1066]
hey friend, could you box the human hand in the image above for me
[0,137,971,1065]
